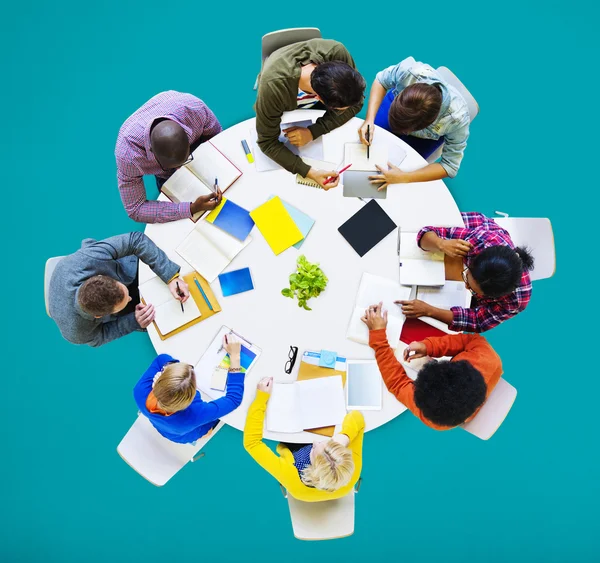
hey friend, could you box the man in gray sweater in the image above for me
[48,232,189,347]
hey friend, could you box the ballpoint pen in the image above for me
[193,276,213,311]
[366,124,370,160]
[213,177,219,194]
[176,281,185,312]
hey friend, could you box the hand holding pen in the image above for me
[168,277,190,309]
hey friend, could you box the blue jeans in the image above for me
[375,90,445,159]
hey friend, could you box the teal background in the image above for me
[1,1,595,561]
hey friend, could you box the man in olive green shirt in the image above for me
[255,38,365,189]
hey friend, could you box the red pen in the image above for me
[324,163,352,185]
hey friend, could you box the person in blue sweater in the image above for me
[134,334,245,444]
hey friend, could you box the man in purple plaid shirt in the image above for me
[397,212,534,333]
[115,91,223,223]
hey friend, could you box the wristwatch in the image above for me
[228,367,243,373]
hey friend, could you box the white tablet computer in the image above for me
[346,360,383,410]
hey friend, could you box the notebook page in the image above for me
[400,259,445,287]
[400,232,444,261]
[161,167,211,204]
[266,383,302,433]
[139,276,175,307]
[346,305,404,347]
[356,273,412,314]
[296,376,346,430]
[176,227,229,283]
[153,298,202,335]
[186,142,241,189]
[194,220,252,262]
[417,281,471,309]
[344,143,388,171]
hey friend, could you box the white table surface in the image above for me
[140,109,464,443]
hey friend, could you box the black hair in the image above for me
[310,61,366,109]
[470,246,535,298]
[414,360,487,427]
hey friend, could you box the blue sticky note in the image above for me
[213,200,255,241]
[319,350,337,369]
[218,268,254,297]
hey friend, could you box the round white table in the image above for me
[140,109,464,443]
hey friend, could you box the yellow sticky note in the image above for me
[250,196,304,255]
[205,197,227,223]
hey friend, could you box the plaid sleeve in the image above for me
[189,98,222,142]
[460,212,489,229]
[449,277,532,333]
[417,224,471,247]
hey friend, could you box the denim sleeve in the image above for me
[375,57,416,91]
[439,122,469,178]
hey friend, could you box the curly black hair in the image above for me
[413,360,487,427]
[470,245,534,298]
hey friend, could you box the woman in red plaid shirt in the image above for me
[398,212,534,333]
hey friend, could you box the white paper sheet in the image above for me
[344,143,388,171]
[186,142,242,190]
[399,232,445,286]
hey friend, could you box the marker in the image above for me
[366,125,370,159]
[323,163,353,186]
[241,140,254,163]
[175,281,185,313]
[194,276,213,311]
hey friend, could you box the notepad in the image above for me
[205,198,254,241]
[266,376,346,433]
[344,143,388,171]
[346,360,383,411]
[250,196,304,255]
[399,231,445,286]
[338,200,397,257]
[139,276,202,336]
[346,273,411,348]
[267,196,315,249]
[218,267,254,297]
[161,142,242,222]
[295,158,338,188]
[416,281,472,332]
[176,220,252,282]
[251,120,325,173]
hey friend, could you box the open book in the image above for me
[399,231,445,286]
[347,273,411,348]
[416,281,472,333]
[266,375,346,433]
[176,220,252,282]
[161,142,242,222]
[139,276,202,335]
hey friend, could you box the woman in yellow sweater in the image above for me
[243,377,365,502]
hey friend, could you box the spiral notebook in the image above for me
[295,158,337,188]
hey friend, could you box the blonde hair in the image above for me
[153,363,196,413]
[301,440,355,492]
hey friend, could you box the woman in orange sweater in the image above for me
[362,302,503,430]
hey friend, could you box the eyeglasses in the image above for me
[285,346,299,374]
[155,150,194,172]
[461,267,477,296]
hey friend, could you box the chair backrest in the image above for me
[287,492,355,540]
[44,256,65,317]
[261,28,322,62]
[436,66,479,122]
[493,217,556,281]
[117,414,224,486]
[461,378,517,440]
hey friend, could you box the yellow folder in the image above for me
[250,196,304,255]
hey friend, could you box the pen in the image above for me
[241,139,254,163]
[366,125,370,160]
[213,177,219,194]
[324,163,353,185]
[193,276,213,311]
[176,281,185,313]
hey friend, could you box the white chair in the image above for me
[427,66,480,164]
[44,256,65,317]
[281,478,361,541]
[493,213,556,281]
[461,378,517,440]
[254,27,322,90]
[117,414,225,486]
